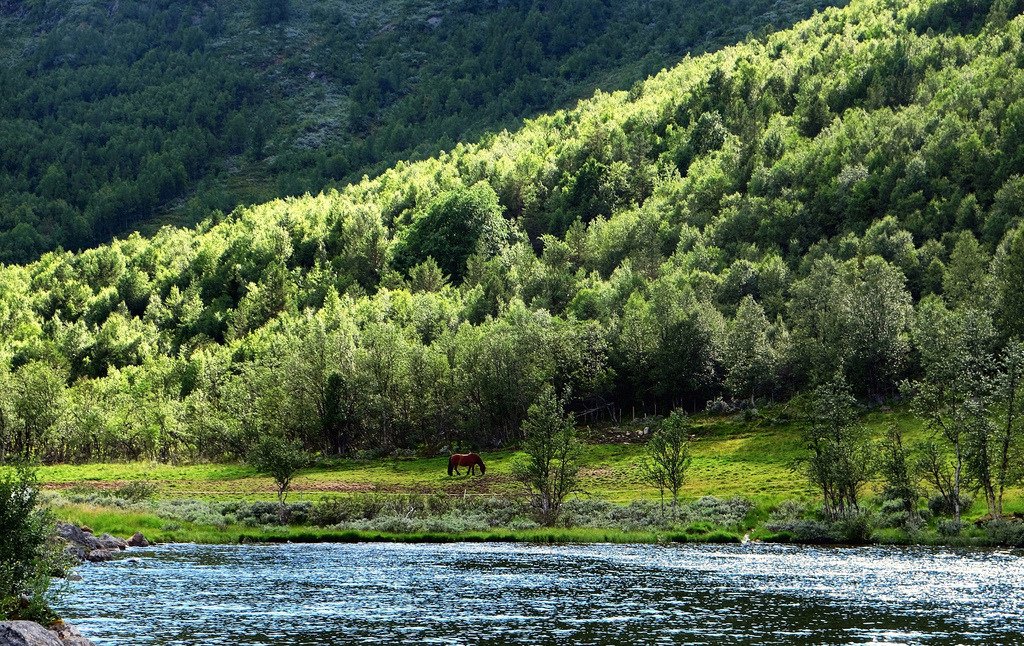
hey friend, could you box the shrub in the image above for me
[682,496,753,527]
[769,499,808,522]
[0,466,67,622]
[113,480,157,502]
[983,520,1024,547]
[928,494,973,518]
[937,519,963,537]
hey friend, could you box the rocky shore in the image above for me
[56,523,148,563]
[0,524,155,645]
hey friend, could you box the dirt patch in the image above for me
[44,481,129,491]
[579,467,617,478]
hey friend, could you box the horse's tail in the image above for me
[447,456,454,476]
[477,455,486,475]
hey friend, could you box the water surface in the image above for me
[56,542,1024,644]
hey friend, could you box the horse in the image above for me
[448,452,486,476]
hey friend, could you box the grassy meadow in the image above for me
[34,408,1024,547]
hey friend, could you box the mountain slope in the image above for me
[0,0,1023,463]
[0,0,839,262]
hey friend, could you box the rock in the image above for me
[85,549,118,562]
[0,622,94,646]
[50,623,93,646]
[55,524,98,551]
[126,531,149,547]
[93,534,127,550]
[56,522,129,563]
[61,544,87,563]
[0,621,63,646]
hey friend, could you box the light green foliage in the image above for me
[246,435,310,522]
[0,0,1022,469]
[394,182,513,280]
[723,296,778,404]
[803,376,874,521]
[643,410,694,517]
[515,387,581,526]
[0,0,835,263]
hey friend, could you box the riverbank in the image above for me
[34,410,1024,548]
[52,499,1024,549]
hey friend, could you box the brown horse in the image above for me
[448,453,486,476]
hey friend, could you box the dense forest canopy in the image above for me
[1,0,1023,466]
[0,0,840,263]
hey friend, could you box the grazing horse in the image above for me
[448,453,486,476]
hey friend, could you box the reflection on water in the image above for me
[55,542,1024,645]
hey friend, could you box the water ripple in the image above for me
[54,542,1024,645]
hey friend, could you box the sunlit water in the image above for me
[55,542,1024,645]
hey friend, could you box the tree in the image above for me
[0,465,65,622]
[943,232,992,311]
[988,340,1024,518]
[787,256,855,386]
[642,410,693,519]
[247,435,309,523]
[11,363,67,461]
[802,375,873,521]
[394,182,513,281]
[723,296,777,405]
[909,297,994,527]
[994,225,1024,340]
[254,0,289,25]
[877,424,920,524]
[848,256,912,397]
[514,386,581,526]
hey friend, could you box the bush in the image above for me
[878,498,924,532]
[982,520,1024,547]
[765,500,874,544]
[832,512,873,543]
[765,518,836,543]
[769,499,808,522]
[682,496,753,527]
[705,397,737,414]
[113,480,157,502]
[928,494,973,518]
[0,466,66,622]
[937,519,963,537]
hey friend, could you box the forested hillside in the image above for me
[1,0,1023,468]
[0,0,838,262]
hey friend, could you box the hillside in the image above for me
[0,0,1022,469]
[0,0,839,263]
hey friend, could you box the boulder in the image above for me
[92,534,127,551]
[85,549,118,563]
[0,621,63,646]
[55,523,129,563]
[61,544,87,564]
[55,524,100,552]
[0,622,94,646]
[126,532,149,548]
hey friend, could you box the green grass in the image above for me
[38,412,814,505]
[36,409,1024,546]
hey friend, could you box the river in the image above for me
[55,542,1024,645]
